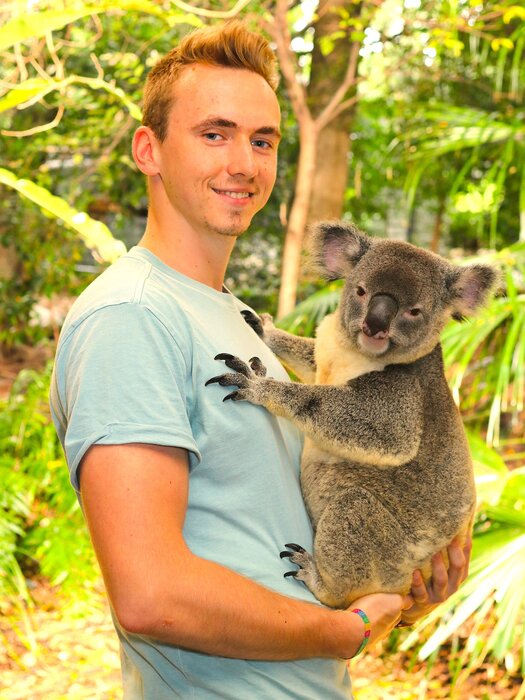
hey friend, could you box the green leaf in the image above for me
[0,76,142,121]
[468,431,508,505]
[0,1,177,51]
[499,468,525,513]
[0,10,103,51]
[0,79,58,113]
[0,167,126,263]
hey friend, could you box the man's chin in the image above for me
[211,216,252,238]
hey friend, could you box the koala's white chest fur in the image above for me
[314,313,385,384]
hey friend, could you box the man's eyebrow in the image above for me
[195,118,237,130]
[256,125,282,140]
[194,117,281,140]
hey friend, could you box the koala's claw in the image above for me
[280,543,314,581]
[241,309,264,337]
[223,391,242,402]
[205,375,223,387]
[249,356,267,377]
[206,354,269,405]
[284,543,306,553]
[213,354,252,375]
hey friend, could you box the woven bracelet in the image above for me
[351,608,371,657]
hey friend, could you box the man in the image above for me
[50,21,470,699]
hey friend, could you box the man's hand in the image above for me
[399,535,472,626]
[348,591,414,654]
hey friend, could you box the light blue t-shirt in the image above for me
[50,247,353,699]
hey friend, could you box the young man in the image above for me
[50,21,470,699]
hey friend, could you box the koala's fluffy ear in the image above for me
[445,264,498,320]
[307,221,371,280]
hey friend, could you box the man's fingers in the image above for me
[430,552,448,600]
[446,538,467,592]
[462,536,472,582]
[401,593,415,610]
[410,570,429,604]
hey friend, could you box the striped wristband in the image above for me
[351,608,371,657]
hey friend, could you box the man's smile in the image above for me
[212,187,256,202]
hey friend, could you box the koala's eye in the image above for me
[356,286,366,297]
[408,308,422,317]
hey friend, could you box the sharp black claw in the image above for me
[284,571,298,578]
[280,550,293,559]
[223,391,240,402]
[205,376,222,386]
[215,353,234,361]
[284,543,306,553]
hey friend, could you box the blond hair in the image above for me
[142,21,279,141]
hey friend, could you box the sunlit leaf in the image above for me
[0,167,126,263]
[0,1,178,51]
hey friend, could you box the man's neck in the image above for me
[138,222,236,292]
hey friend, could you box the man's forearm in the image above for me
[112,547,362,660]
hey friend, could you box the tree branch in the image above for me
[266,0,313,127]
[315,40,361,131]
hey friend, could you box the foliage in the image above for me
[0,4,196,347]
[0,205,93,349]
[442,241,525,446]
[278,280,343,337]
[388,1,525,249]
[0,363,98,613]
[400,440,525,690]
[0,167,125,263]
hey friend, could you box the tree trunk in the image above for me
[271,0,363,317]
[277,120,318,319]
[306,0,361,224]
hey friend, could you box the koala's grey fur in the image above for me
[207,222,497,609]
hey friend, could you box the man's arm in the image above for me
[80,442,411,660]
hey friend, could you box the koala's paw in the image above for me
[280,543,317,585]
[241,309,264,336]
[241,310,275,339]
[205,353,267,402]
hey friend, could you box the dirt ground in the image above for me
[0,343,55,400]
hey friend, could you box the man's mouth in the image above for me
[213,188,254,200]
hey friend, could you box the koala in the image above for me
[206,221,497,609]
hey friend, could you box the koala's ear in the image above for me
[445,264,498,320]
[307,221,371,280]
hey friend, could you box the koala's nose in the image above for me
[363,294,399,338]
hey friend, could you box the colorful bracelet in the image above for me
[351,608,371,657]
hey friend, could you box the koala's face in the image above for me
[338,241,452,363]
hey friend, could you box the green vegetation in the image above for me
[0,364,97,612]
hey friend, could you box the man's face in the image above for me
[154,63,281,239]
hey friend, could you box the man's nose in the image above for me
[226,139,257,178]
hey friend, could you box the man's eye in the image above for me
[252,139,271,149]
[204,133,223,141]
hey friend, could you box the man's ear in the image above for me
[132,126,161,176]
[307,221,371,280]
[445,264,498,320]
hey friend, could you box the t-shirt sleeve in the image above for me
[55,302,200,492]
